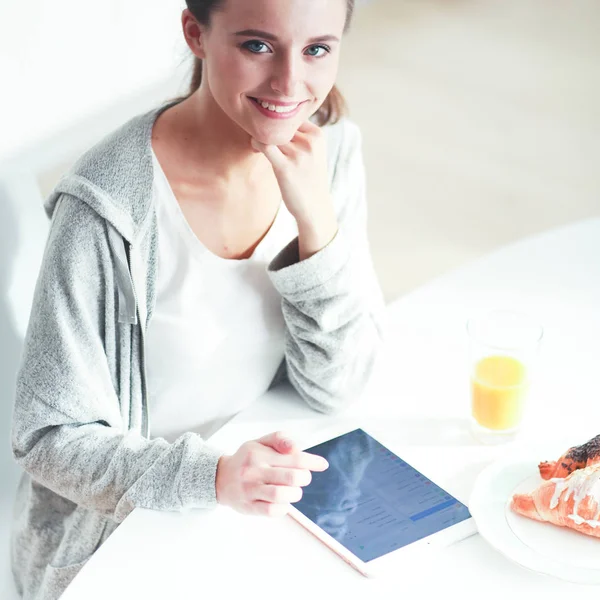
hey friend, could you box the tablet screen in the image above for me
[294,428,472,562]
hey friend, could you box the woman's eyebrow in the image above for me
[234,29,340,44]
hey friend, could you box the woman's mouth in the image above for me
[248,97,306,120]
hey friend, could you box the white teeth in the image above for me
[257,99,298,113]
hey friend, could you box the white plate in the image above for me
[469,453,600,585]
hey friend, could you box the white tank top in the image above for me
[145,149,297,442]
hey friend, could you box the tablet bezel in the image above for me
[287,421,478,577]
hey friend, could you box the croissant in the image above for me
[510,435,600,538]
[538,434,600,479]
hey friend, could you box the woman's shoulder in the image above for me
[322,116,362,158]
[45,104,164,240]
[321,117,364,190]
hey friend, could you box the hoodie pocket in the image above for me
[40,556,90,600]
[39,508,111,599]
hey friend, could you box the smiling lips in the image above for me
[249,96,307,119]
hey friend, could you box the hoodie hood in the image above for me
[45,99,180,243]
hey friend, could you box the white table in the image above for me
[63,218,600,599]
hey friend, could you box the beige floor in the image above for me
[38,0,600,304]
[339,0,600,302]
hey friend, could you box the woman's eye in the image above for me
[305,45,330,58]
[243,40,271,54]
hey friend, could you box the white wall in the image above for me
[0,0,190,163]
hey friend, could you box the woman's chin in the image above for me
[254,131,294,147]
[248,120,301,147]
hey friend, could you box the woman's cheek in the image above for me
[218,54,257,91]
[317,65,339,97]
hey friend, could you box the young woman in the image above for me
[10,0,384,597]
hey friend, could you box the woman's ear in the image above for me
[181,8,206,59]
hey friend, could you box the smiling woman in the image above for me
[171,0,355,130]
[9,0,384,598]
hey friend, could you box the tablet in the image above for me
[288,424,477,577]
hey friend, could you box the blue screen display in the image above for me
[294,429,472,563]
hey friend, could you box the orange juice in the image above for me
[471,355,529,430]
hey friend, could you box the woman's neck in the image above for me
[165,87,267,187]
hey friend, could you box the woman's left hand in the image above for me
[252,121,339,259]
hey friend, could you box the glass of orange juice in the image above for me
[467,310,543,444]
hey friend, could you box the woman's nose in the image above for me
[270,54,302,98]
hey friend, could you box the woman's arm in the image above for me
[267,121,386,413]
[12,195,222,522]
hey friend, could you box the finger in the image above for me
[297,120,321,136]
[292,130,312,145]
[258,431,296,454]
[259,467,313,488]
[254,484,303,504]
[279,130,311,155]
[251,139,286,167]
[251,501,292,518]
[250,137,266,153]
[270,451,329,472]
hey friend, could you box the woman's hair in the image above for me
[168,0,355,126]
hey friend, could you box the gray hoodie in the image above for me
[10,99,385,600]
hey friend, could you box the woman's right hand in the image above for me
[215,431,329,517]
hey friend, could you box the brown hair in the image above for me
[169,0,355,126]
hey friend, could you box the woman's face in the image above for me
[196,0,347,146]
